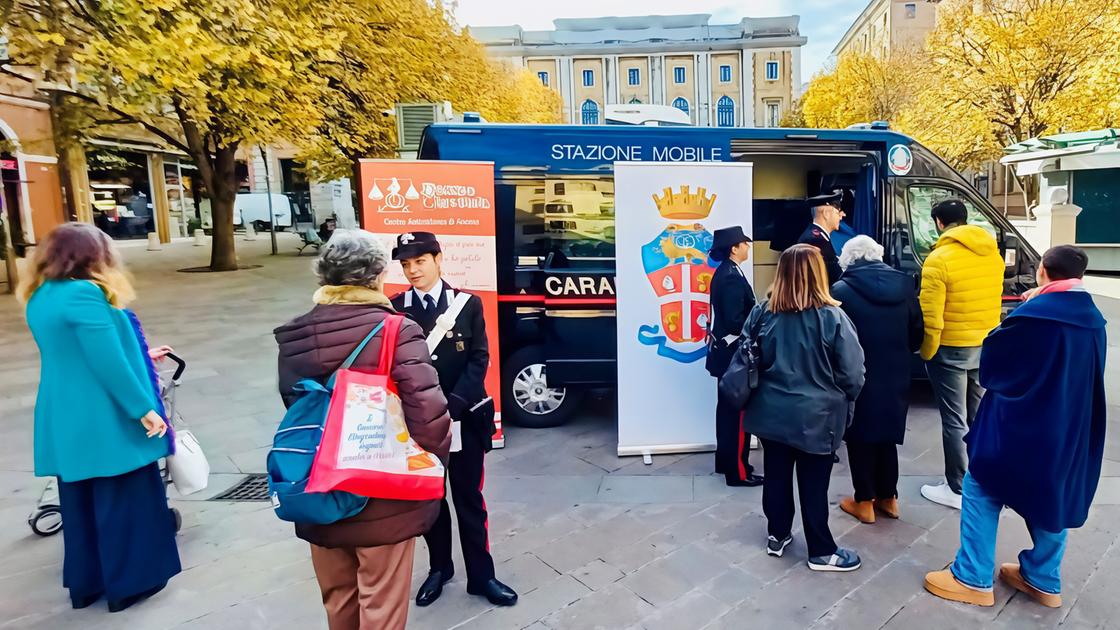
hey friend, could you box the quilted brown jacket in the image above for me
[274,285,451,548]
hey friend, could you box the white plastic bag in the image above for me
[168,429,210,496]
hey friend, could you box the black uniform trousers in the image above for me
[424,420,495,588]
[760,439,837,559]
[714,393,754,479]
[845,441,899,503]
[57,462,181,607]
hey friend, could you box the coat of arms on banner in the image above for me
[638,186,717,363]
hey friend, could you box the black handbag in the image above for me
[718,315,763,410]
[467,397,496,453]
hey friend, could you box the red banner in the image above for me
[358,160,504,447]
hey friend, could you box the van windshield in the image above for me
[906,185,997,260]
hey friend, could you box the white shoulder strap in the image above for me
[426,291,472,354]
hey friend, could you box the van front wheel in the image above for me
[502,346,582,428]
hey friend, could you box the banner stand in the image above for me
[614,162,754,457]
[358,159,505,448]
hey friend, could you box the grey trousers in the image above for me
[925,345,984,494]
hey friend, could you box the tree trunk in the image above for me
[208,147,239,271]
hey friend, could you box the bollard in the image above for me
[193,229,206,247]
[244,222,257,241]
[146,232,162,251]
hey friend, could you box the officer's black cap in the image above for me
[709,226,752,262]
[392,231,441,260]
[806,190,843,208]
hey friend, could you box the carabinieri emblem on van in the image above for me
[638,186,717,363]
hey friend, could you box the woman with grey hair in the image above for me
[832,235,924,524]
[273,229,451,630]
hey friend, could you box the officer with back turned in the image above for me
[390,231,518,608]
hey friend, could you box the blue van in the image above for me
[417,122,1039,427]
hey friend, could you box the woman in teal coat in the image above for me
[20,222,180,612]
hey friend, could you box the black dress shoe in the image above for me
[108,582,166,613]
[467,578,517,606]
[725,473,764,487]
[70,592,102,609]
[415,569,453,607]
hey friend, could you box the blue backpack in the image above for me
[267,320,386,524]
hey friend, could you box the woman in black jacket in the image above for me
[831,236,923,524]
[741,245,866,572]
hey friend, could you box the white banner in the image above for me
[615,162,754,456]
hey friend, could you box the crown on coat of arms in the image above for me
[652,186,716,220]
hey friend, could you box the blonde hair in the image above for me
[767,244,841,313]
[17,222,136,307]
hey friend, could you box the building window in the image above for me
[581,99,599,125]
[719,65,732,83]
[629,97,642,104]
[672,97,689,115]
[765,60,780,82]
[766,101,781,127]
[716,96,735,127]
[582,69,594,87]
[628,68,640,86]
[905,3,916,18]
[537,71,549,87]
[673,66,686,84]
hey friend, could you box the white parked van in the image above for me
[199,193,293,229]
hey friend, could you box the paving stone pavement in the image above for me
[1,237,1119,630]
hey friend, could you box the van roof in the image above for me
[425,122,914,143]
[419,123,917,172]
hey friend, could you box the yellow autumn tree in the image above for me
[301,0,560,181]
[797,49,925,129]
[2,0,340,270]
[898,0,1120,170]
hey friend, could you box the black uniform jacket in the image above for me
[391,283,490,423]
[705,260,756,377]
[797,223,843,285]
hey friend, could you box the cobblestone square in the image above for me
[1,238,1118,630]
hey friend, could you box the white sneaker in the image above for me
[921,482,962,510]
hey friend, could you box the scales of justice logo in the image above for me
[637,185,717,363]
[368,177,421,213]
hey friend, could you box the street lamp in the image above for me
[259,146,278,256]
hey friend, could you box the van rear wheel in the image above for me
[502,346,582,428]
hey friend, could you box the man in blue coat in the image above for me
[925,245,1107,609]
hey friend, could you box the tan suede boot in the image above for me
[1000,563,1062,608]
[840,496,875,523]
[874,497,901,519]
[924,570,995,607]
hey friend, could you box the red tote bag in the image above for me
[306,314,446,501]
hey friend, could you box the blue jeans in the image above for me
[950,472,1067,594]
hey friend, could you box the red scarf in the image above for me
[1035,278,1084,296]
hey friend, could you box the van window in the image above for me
[906,184,996,260]
[513,178,616,266]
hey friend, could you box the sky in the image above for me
[452,0,870,83]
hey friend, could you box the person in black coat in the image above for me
[798,191,845,285]
[830,235,923,524]
[706,226,763,487]
[389,231,517,608]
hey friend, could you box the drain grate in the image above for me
[210,474,271,502]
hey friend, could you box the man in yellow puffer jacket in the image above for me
[918,199,1005,511]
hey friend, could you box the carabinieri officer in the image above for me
[705,226,763,487]
[799,190,846,285]
[390,231,517,608]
